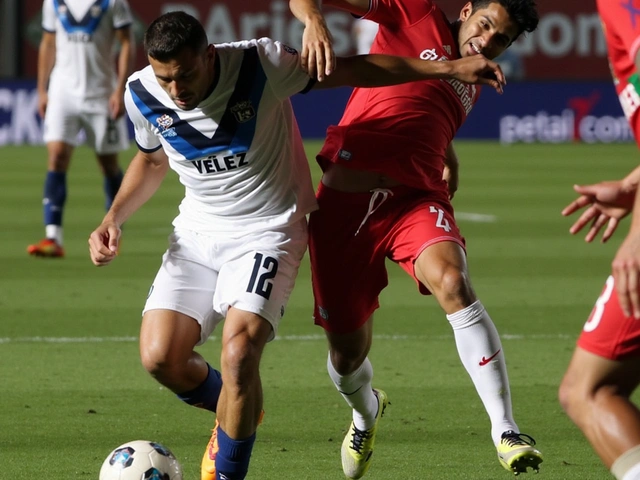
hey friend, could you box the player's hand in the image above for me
[301,14,335,81]
[109,90,126,119]
[562,182,635,243]
[449,55,506,94]
[37,92,48,119]
[443,162,459,199]
[612,231,640,318]
[88,221,121,266]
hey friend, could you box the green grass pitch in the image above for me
[1,140,637,479]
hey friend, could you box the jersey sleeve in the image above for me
[112,0,133,29]
[124,83,162,153]
[255,38,315,100]
[364,0,435,28]
[41,0,57,33]
[600,0,640,63]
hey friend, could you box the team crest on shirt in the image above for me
[156,114,177,138]
[230,100,256,123]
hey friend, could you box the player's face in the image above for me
[457,2,519,60]
[149,45,216,111]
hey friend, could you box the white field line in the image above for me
[456,212,497,223]
[0,333,571,344]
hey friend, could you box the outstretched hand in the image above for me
[88,221,121,266]
[300,14,335,81]
[450,55,506,94]
[562,181,634,243]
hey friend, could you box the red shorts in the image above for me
[309,182,465,334]
[577,276,640,360]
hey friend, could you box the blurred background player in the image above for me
[291,0,541,478]
[352,18,378,55]
[27,0,134,258]
[558,1,640,479]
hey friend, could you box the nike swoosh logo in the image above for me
[479,349,501,366]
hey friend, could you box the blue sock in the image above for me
[215,427,256,480]
[103,169,123,210]
[44,171,67,227]
[176,364,222,413]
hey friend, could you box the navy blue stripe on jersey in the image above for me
[53,0,109,35]
[128,47,268,161]
[215,47,266,154]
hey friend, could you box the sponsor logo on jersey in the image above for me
[420,48,439,60]
[230,100,256,123]
[445,78,477,115]
[418,48,477,115]
[156,114,177,138]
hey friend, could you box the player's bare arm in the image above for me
[562,166,640,243]
[110,26,135,120]
[89,148,169,266]
[36,31,56,119]
[289,0,335,81]
[314,53,505,93]
[443,142,460,199]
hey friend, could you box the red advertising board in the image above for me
[20,0,609,80]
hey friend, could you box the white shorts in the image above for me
[143,218,308,345]
[43,93,129,154]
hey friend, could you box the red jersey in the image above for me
[317,0,480,192]
[598,0,640,143]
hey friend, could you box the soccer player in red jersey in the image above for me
[559,1,640,479]
[291,0,541,477]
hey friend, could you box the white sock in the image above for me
[446,300,517,444]
[612,445,640,480]
[327,353,378,430]
[45,225,63,245]
[622,465,640,480]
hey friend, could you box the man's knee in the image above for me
[140,340,177,378]
[221,332,263,389]
[46,142,73,171]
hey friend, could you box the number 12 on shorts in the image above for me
[247,252,279,299]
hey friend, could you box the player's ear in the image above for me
[206,44,216,62]
[459,2,473,22]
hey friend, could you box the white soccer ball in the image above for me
[99,440,183,480]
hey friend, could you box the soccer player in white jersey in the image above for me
[28,0,134,258]
[87,11,507,480]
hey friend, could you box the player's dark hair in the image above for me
[471,0,539,39]
[144,11,208,61]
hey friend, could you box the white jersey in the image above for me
[42,0,132,99]
[124,38,318,236]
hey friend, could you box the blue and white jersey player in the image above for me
[29,0,134,258]
[124,37,318,343]
[41,0,132,153]
[88,11,507,480]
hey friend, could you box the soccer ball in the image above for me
[99,440,183,480]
